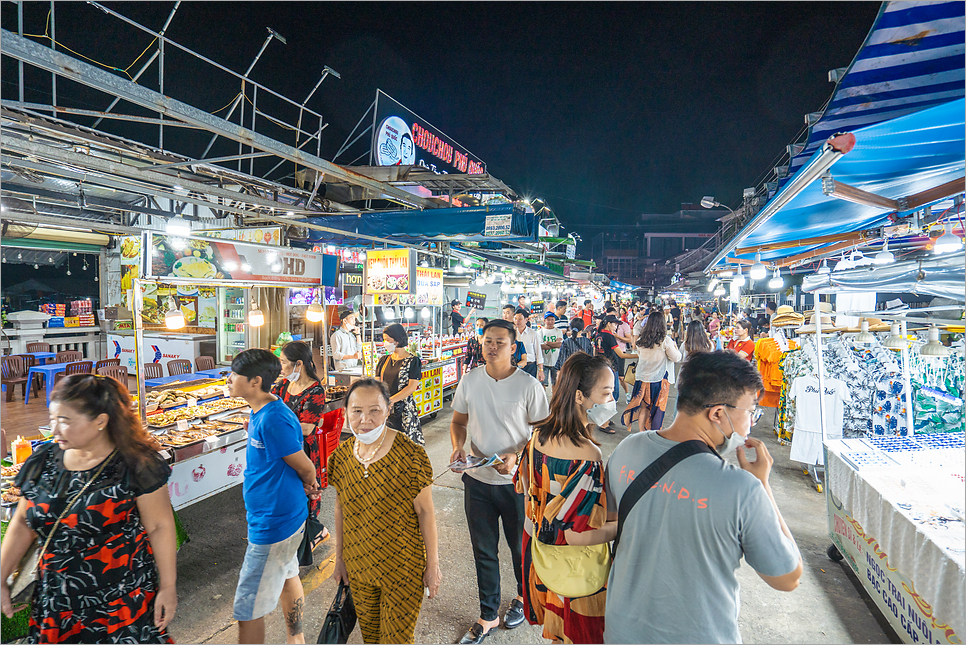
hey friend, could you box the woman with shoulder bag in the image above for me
[375,324,424,445]
[622,312,682,432]
[271,341,330,563]
[513,353,618,644]
[0,374,177,643]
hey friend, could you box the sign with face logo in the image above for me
[372,89,486,175]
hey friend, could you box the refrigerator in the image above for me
[217,287,249,364]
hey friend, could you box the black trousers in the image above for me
[462,473,525,621]
[522,363,538,378]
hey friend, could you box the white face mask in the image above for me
[352,422,386,445]
[285,369,301,383]
[384,341,397,353]
[715,412,747,456]
[587,399,618,426]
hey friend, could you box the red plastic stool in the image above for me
[317,407,345,488]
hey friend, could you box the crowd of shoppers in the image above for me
[0,296,804,645]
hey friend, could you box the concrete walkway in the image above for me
[170,383,899,644]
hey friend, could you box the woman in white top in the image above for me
[621,312,681,432]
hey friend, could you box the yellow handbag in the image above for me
[527,438,610,598]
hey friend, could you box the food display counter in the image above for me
[825,433,964,644]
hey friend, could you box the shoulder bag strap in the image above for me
[38,450,117,562]
[612,440,720,556]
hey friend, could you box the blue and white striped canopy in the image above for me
[785,1,965,182]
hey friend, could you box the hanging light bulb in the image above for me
[750,252,767,280]
[306,289,324,323]
[874,239,895,264]
[48,257,53,263]
[713,286,726,297]
[164,297,186,330]
[82,260,88,271]
[454,264,464,274]
[475,275,485,286]
[165,215,191,237]
[404,307,415,319]
[383,307,396,320]
[420,307,431,319]
[853,320,877,344]
[17,252,22,260]
[768,267,783,290]
[248,297,265,327]
[918,326,950,357]
[882,323,907,349]
[33,263,39,269]
[486,272,495,284]
[817,259,830,275]
[733,264,745,287]
[359,251,367,261]
[934,222,963,254]
[707,278,719,292]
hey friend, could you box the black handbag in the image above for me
[316,581,356,644]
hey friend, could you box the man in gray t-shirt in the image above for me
[604,351,802,644]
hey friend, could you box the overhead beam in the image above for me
[2,100,205,129]
[1,208,140,235]
[0,29,440,210]
[147,152,273,170]
[774,240,865,268]
[736,230,872,255]
[821,175,901,210]
[904,176,966,211]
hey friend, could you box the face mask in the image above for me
[384,342,397,353]
[715,411,747,456]
[352,422,386,445]
[285,369,301,383]
[587,399,618,426]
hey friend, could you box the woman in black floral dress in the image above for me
[272,341,329,557]
[0,374,177,643]
[376,324,424,445]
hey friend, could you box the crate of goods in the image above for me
[47,316,65,328]
[64,316,80,328]
[78,314,95,326]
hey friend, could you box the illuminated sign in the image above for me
[365,248,416,294]
[372,90,485,175]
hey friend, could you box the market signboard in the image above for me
[199,226,282,246]
[484,214,512,238]
[530,299,545,314]
[413,364,444,416]
[466,291,486,309]
[416,267,444,305]
[372,89,485,175]
[365,249,415,294]
[142,232,325,286]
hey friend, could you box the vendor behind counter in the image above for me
[331,309,363,372]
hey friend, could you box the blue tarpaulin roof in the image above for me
[722,98,965,266]
[303,203,536,245]
[784,1,965,183]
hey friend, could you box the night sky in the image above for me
[2,2,883,247]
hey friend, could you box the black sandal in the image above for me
[598,425,616,434]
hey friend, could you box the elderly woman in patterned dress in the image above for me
[375,323,424,445]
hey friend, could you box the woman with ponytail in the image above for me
[1,374,177,643]
[272,341,330,562]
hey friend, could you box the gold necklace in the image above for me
[353,429,387,478]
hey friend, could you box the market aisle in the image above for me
[164,382,898,644]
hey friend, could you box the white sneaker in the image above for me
[625,392,632,403]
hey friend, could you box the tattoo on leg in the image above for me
[286,597,304,636]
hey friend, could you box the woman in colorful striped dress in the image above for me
[514,353,618,644]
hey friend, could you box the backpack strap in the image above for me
[612,439,721,556]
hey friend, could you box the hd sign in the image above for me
[372,90,486,176]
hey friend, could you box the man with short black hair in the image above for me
[331,309,362,372]
[451,319,550,643]
[553,300,570,331]
[514,308,544,382]
[228,349,322,644]
[581,300,594,328]
[604,351,802,644]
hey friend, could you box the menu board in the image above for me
[530,299,545,314]
[466,291,486,309]
[413,365,444,416]
[365,249,415,294]
[416,267,445,305]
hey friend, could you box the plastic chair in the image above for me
[167,359,192,376]
[143,363,164,380]
[96,365,129,390]
[26,342,51,353]
[2,355,34,402]
[95,358,120,372]
[55,350,83,364]
[54,361,94,387]
[195,355,216,372]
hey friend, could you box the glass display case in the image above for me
[218,287,249,364]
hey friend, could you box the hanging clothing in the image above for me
[622,373,671,431]
[788,375,852,464]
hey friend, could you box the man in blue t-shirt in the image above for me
[227,349,322,644]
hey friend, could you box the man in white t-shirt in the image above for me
[514,308,544,382]
[450,319,550,644]
[540,312,563,389]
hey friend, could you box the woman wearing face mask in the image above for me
[512,353,618,644]
[330,379,441,644]
[270,341,329,561]
[465,317,488,372]
[622,312,682,432]
[375,323,424,445]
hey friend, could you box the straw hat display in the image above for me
[770,305,805,328]
[844,317,892,333]
[796,313,846,334]
[803,301,834,316]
